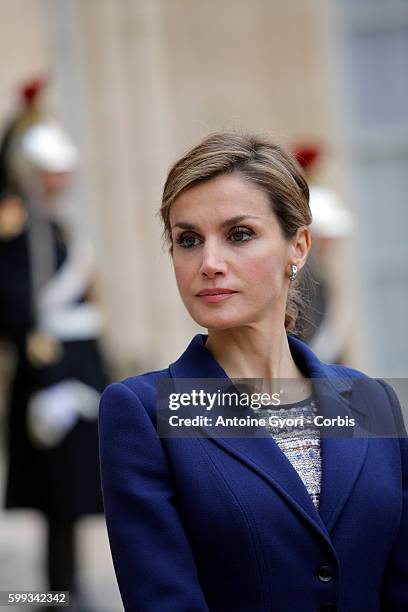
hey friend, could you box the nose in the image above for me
[199,240,227,278]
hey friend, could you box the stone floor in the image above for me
[0,448,123,612]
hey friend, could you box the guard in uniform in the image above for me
[0,82,107,611]
[293,144,354,364]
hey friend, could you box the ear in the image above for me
[289,226,311,270]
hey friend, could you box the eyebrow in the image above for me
[171,214,261,231]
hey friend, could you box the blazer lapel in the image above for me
[169,334,369,542]
[286,336,369,532]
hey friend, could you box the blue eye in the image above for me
[229,228,253,243]
[176,235,201,249]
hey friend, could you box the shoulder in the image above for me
[98,369,174,479]
[325,361,395,397]
[325,360,394,400]
[99,367,170,429]
[324,362,370,380]
[122,366,171,402]
[325,362,406,436]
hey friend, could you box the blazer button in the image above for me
[317,565,335,582]
[320,605,336,612]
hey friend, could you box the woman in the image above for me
[99,133,407,612]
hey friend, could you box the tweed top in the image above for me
[253,395,322,510]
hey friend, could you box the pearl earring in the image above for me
[289,264,297,281]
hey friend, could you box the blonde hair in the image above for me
[159,132,312,334]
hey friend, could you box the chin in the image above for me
[201,321,235,331]
[189,309,246,331]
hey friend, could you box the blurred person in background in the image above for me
[294,145,354,365]
[0,79,107,612]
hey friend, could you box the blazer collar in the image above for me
[170,332,348,382]
[169,333,369,543]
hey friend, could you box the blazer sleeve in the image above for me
[98,382,210,612]
[379,381,408,611]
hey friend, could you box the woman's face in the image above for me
[170,173,309,331]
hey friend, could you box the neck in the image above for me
[205,325,312,401]
[205,325,304,380]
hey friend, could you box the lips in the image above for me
[197,288,237,296]
[196,288,238,304]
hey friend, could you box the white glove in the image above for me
[27,379,100,448]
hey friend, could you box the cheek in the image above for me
[173,258,195,295]
[240,246,286,289]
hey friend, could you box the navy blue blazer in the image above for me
[99,334,408,612]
